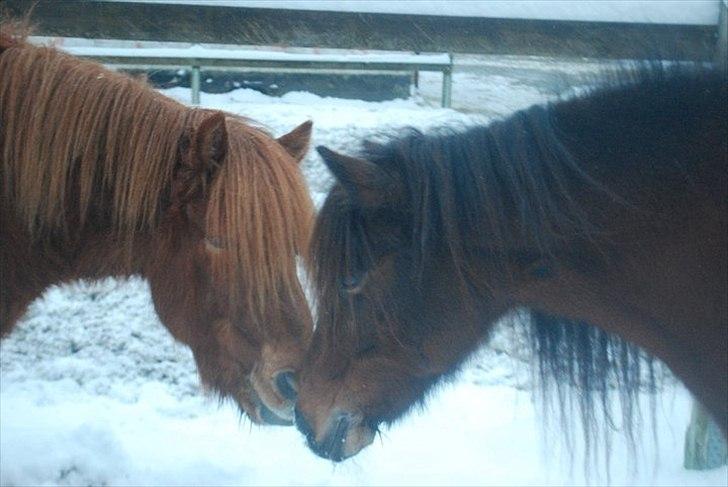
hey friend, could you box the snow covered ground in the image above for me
[1,57,727,486]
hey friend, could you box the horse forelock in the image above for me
[308,192,366,358]
[206,123,314,328]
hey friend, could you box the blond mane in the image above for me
[207,118,313,326]
[0,36,189,238]
[0,30,313,326]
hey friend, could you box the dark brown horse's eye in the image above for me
[341,272,366,293]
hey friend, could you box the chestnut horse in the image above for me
[0,26,314,425]
[295,65,727,461]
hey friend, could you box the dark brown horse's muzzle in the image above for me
[294,407,376,461]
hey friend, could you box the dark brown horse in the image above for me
[0,25,314,425]
[295,65,727,461]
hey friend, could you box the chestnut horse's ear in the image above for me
[173,112,227,205]
[277,120,313,164]
[195,111,228,169]
[317,145,397,208]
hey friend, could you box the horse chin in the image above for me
[248,347,304,425]
[336,417,376,461]
[257,402,295,426]
[236,381,294,426]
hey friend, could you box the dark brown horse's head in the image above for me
[293,132,647,460]
[148,113,315,426]
[294,142,516,459]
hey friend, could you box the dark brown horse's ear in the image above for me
[195,112,228,168]
[362,140,384,154]
[317,145,396,208]
[277,120,313,164]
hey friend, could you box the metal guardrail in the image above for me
[61,46,454,107]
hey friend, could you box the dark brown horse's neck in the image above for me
[507,200,728,433]
[521,272,727,436]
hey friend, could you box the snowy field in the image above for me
[1,57,727,486]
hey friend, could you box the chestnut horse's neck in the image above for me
[0,40,200,275]
[0,38,201,334]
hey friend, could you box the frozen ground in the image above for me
[1,57,727,486]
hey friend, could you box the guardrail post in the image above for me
[716,0,727,73]
[684,399,727,470]
[191,64,201,105]
[441,63,452,108]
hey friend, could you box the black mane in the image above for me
[362,65,725,269]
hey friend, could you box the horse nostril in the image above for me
[297,410,353,462]
[326,414,351,462]
[275,371,298,401]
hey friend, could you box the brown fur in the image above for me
[295,65,727,462]
[0,24,314,425]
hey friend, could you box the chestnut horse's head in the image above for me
[0,31,315,425]
[294,141,513,460]
[148,113,315,426]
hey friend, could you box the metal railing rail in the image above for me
[61,45,454,107]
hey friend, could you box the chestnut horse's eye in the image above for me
[205,236,225,252]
